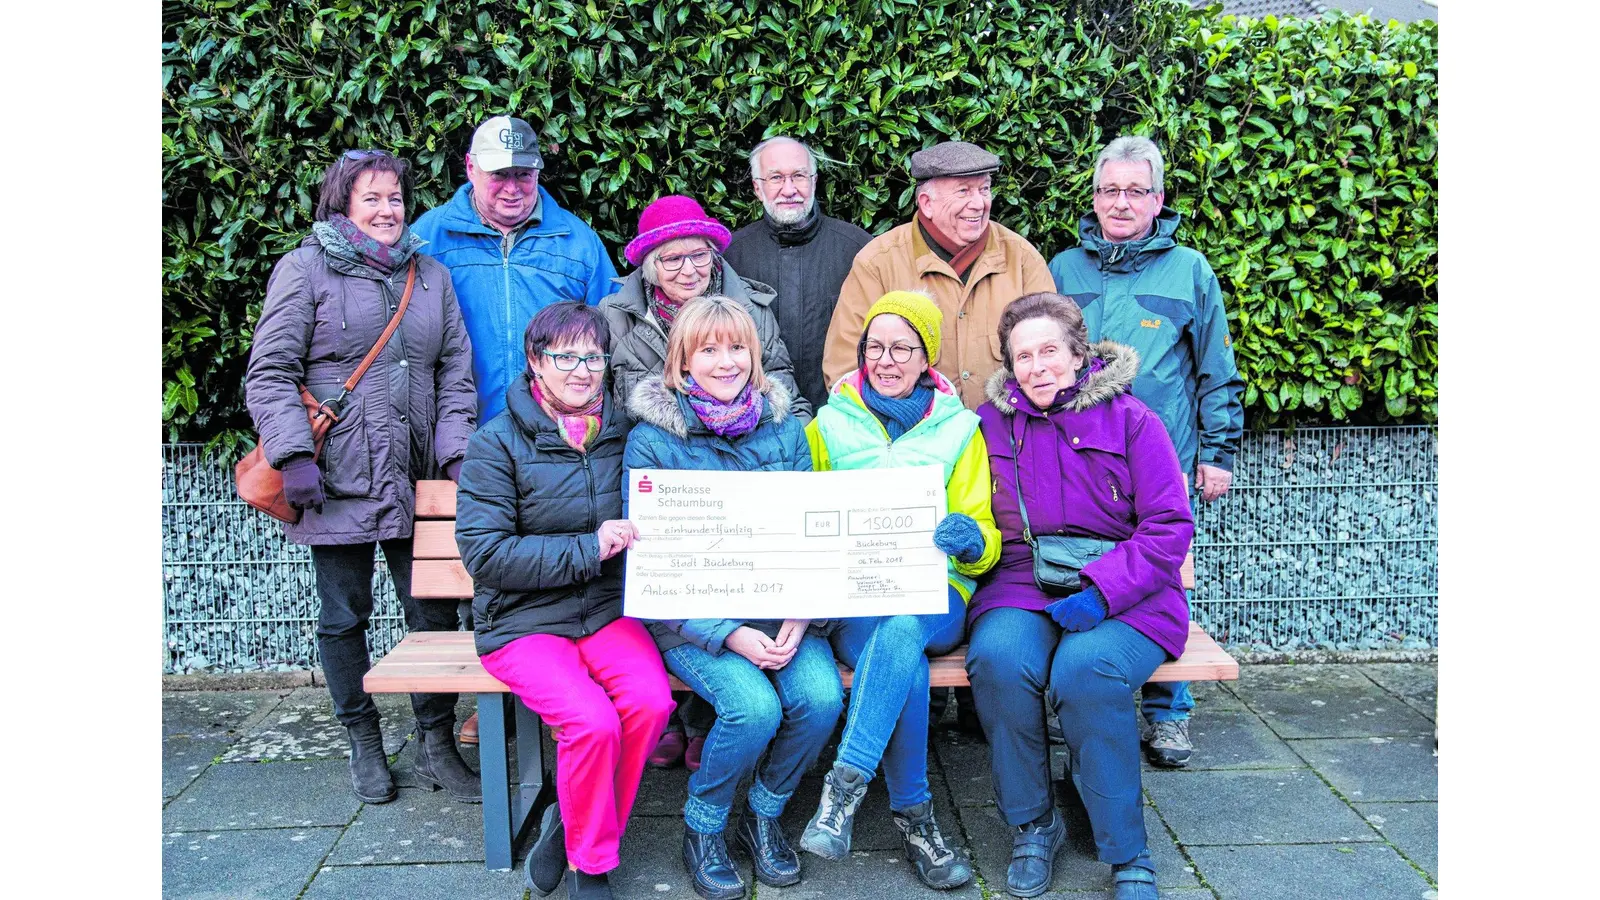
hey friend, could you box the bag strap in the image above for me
[1007,416,1036,547]
[309,260,418,438]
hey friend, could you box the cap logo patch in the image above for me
[499,128,526,150]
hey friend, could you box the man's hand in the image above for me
[724,626,796,670]
[1195,464,1233,502]
[595,519,640,560]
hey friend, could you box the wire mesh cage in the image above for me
[162,426,1438,672]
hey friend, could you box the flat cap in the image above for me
[909,141,1001,180]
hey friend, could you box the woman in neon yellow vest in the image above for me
[797,290,999,890]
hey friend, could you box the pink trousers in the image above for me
[480,617,675,873]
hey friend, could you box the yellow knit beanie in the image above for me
[863,290,942,366]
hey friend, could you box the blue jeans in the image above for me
[966,608,1165,866]
[830,586,967,810]
[663,633,844,834]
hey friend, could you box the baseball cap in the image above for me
[469,116,545,172]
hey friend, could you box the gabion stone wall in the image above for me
[161,426,1437,673]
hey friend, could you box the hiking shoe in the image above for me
[798,764,868,860]
[1141,719,1193,768]
[1006,809,1065,898]
[892,801,972,890]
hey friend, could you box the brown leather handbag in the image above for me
[235,261,417,523]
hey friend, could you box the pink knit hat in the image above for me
[623,195,732,267]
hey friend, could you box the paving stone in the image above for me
[1176,704,1307,771]
[632,761,692,818]
[1231,665,1434,739]
[958,802,1199,893]
[162,826,339,900]
[1359,664,1438,722]
[162,759,363,832]
[299,862,525,899]
[223,687,417,762]
[1185,842,1432,899]
[164,690,287,739]
[1292,737,1437,802]
[1143,769,1377,845]
[1355,802,1437,880]
[936,728,999,808]
[326,788,485,864]
[608,812,743,899]
[164,735,233,801]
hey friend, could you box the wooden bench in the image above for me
[367,480,1239,870]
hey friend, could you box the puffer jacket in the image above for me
[1047,208,1245,475]
[598,261,815,424]
[411,184,618,422]
[822,220,1055,409]
[806,368,1001,601]
[456,374,630,656]
[622,375,817,655]
[970,341,1195,659]
[244,234,476,545]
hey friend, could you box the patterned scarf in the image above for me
[683,376,764,438]
[529,375,604,453]
[313,214,422,274]
[650,263,725,331]
[916,211,988,281]
[860,375,933,441]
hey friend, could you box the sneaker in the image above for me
[1141,719,1193,768]
[1112,852,1158,900]
[567,868,613,900]
[524,802,567,896]
[892,801,973,890]
[798,764,868,860]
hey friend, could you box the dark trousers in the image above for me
[966,608,1165,865]
[311,539,459,730]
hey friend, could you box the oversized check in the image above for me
[624,466,949,620]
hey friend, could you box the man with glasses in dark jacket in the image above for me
[723,137,872,410]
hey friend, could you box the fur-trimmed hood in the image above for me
[983,340,1140,415]
[626,373,794,440]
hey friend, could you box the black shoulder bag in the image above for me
[1008,417,1117,597]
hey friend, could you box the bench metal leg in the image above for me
[477,692,552,871]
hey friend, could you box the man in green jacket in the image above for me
[1047,135,1245,768]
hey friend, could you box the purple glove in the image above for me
[1044,584,1107,633]
[281,455,325,513]
[444,459,463,482]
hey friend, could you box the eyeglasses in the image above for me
[541,350,610,372]
[760,172,816,189]
[862,342,925,364]
[657,249,716,272]
[1094,186,1155,201]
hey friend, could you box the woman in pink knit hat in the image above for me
[598,194,815,773]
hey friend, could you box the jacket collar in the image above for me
[911,220,1011,286]
[1077,207,1181,272]
[505,373,627,449]
[626,374,792,441]
[431,183,571,241]
[983,340,1140,417]
[826,367,963,436]
[767,205,822,247]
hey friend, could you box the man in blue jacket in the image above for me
[412,115,618,423]
[1048,135,1245,768]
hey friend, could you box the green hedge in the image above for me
[162,0,1436,452]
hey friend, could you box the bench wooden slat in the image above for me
[414,559,473,598]
[417,479,456,518]
[414,520,458,559]
[364,621,1236,695]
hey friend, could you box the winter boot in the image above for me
[413,720,482,802]
[346,719,396,804]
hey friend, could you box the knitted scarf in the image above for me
[651,264,725,331]
[916,211,987,281]
[529,375,604,453]
[860,375,933,441]
[683,376,764,438]
[313,214,422,274]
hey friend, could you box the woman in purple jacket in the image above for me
[966,293,1193,900]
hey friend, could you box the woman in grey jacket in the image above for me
[244,149,479,805]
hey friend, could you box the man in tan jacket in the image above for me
[822,141,1055,409]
